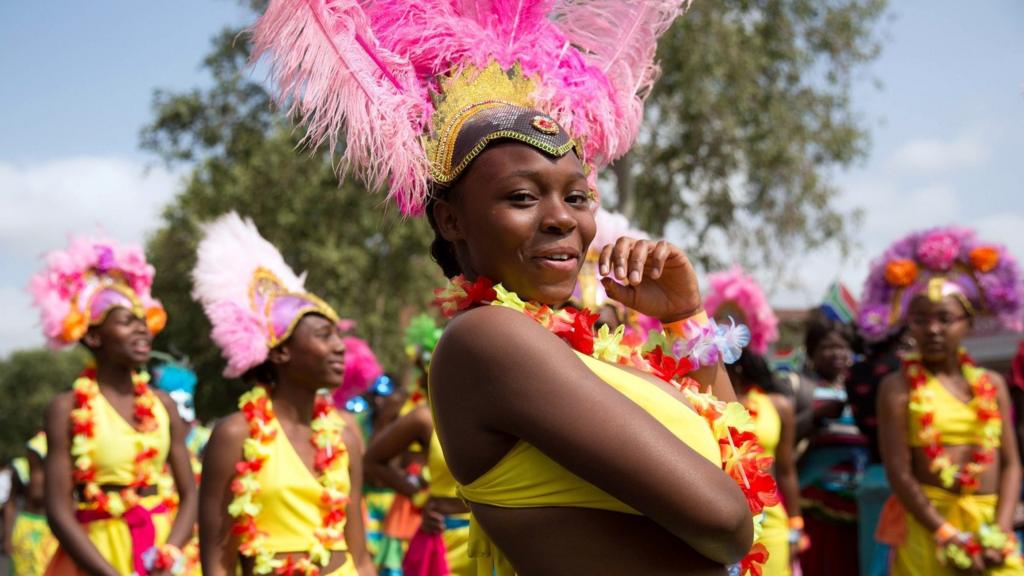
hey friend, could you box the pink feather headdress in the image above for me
[331,336,383,405]
[251,0,690,214]
[191,212,346,378]
[703,266,779,355]
[29,236,166,348]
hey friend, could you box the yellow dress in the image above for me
[47,392,174,575]
[428,431,472,576]
[746,389,791,576]
[447,351,722,576]
[253,412,358,576]
[12,433,59,576]
[890,364,1023,576]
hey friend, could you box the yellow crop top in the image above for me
[747,389,781,457]
[255,413,351,553]
[908,364,1002,447]
[428,430,460,499]
[456,351,721,512]
[91,391,170,486]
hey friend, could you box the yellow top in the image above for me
[458,351,721,511]
[747,389,781,457]
[428,430,460,499]
[256,413,351,553]
[92,391,170,485]
[907,364,1002,447]
[27,431,47,459]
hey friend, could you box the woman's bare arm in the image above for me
[198,414,247,576]
[363,406,432,497]
[769,394,801,518]
[155,392,198,549]
[44,393,119,576]
[340,412,377,576]
[432,305,753,565]
[991,373,1021,532]
[877,373,946,532]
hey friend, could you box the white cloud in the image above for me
[890,131,989,174]
[0,156,181,358]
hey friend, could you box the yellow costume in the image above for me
[12,433,58,576]
[886,365,1023,576]
[46,392,173,576]
[253,413,357,576]
[450,352,722,576]
[746,389,792,576]
[427,431,472,576]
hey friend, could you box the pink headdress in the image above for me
[251,0,690,214]
[29,236,165,348]
[703,266,779,355]
[191,212,344,378]
[857,226,1024,342]
[331,336,383,406]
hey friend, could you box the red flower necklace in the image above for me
[231,386,350,575]
[434,275,779,574]
[69,365,162,517]
[903,350,1002,493]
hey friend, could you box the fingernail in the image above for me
[629,271,641,284]
[616,266,625,278]
[599,263,608,275]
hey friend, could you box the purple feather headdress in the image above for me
[857,226,1024,342]
[251,0,690,214]
[191,212,348,378]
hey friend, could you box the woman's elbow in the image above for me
[678,490,755,565]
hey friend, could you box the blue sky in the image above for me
[1,1,1023,355]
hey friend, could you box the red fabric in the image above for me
[1011,341,1024,390]
[73,502,168,575]
[402,529,449,576]
[799,512,860,576]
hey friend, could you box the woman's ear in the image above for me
[432,198,464,242]
[81,329,101,350]
[268,344,290,366]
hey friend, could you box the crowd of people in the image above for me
[2,1,1024,575]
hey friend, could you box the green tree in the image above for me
[0,348,88,463]
[609,0,886,271]
[142,29,440,422]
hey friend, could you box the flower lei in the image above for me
[70,365,162,517]
[903,350,1002,493]
[435,276,779,574]
[230,386,349,575]
[940,525,1022,570]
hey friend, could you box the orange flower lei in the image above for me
[434,275,779,574]
[231,386,349,575]
[70,365,162,516]
[904,350,1002,493]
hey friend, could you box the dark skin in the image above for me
[199,314,375,576]
[878,295,1022,573]
[44,307,197,576]
[794,331,853,442]
[430,143,751,574]
[364,405,469,534]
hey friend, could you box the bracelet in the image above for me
[938,533,982,570]
[663,310,709,338]
[406,474,423,490]
[142,544,184,575]
[934,522,958,544]
[788,516,805,530]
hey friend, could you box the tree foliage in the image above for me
[0,348,88,463]
[609,0,886,271]
[142,27,440,422]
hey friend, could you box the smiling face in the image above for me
[83,306,152,367]
[432,142,597,305]
[271,314,347,391]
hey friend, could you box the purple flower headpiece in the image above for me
[857,226,1023,342]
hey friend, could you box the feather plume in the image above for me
[191,212,305,308]
[549,0,689,160]
[251,0,429,214]
[332,336,383,405]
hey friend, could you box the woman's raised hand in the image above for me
[598,237,703,323]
